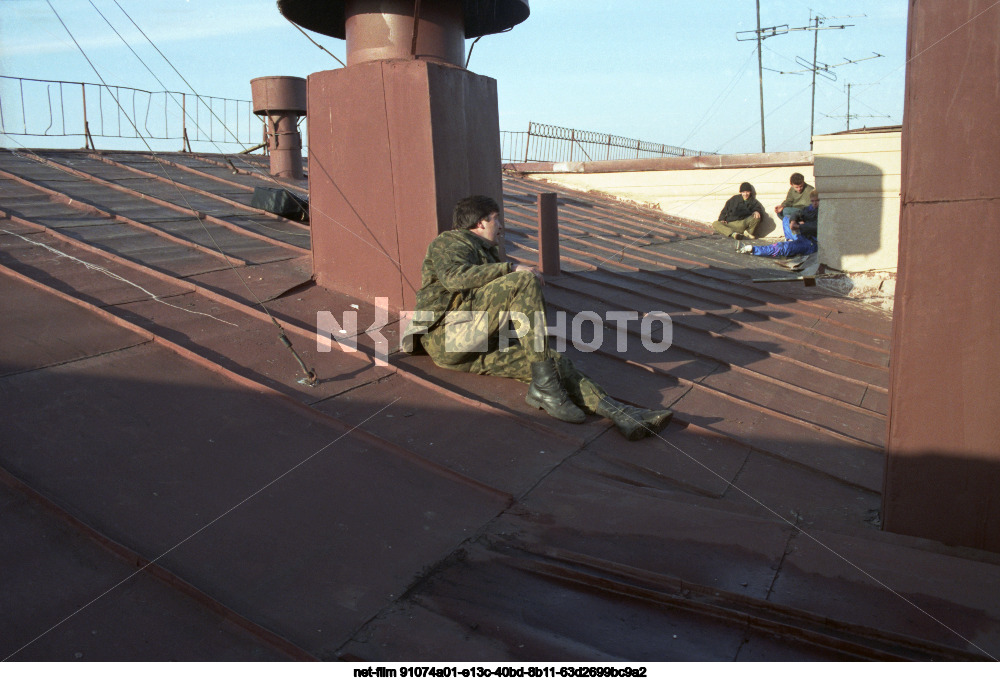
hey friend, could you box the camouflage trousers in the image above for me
[420,270,608,413]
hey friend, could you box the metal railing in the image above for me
[0,76,273,152]
[501,122,710,164]
[2,77,700,164]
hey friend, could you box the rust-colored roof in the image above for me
[1,148,998,661]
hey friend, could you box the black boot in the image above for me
[526,359,586,423]
[595,396,673,441]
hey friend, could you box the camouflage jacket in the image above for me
[410,228,512,331]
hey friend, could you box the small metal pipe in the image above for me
[250,76,306,179]
[537,192,560,277]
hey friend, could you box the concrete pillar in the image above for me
[883,0,1000,551]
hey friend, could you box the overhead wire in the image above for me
[678,45,759,149]
[77,2,244,154]
[44,0,317,385]
[77,1,412,373]
[15,5,1000,659]
[109,1,406,276]
[859,0,1000,94]
[110,0,253,151]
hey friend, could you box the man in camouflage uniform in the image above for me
[402,195,672,441]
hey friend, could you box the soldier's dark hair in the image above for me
[790,172,805,185]
[453,195,500,230]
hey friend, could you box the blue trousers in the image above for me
[751,236,817,258]
[779,207,806,238]
[781,214,797,239]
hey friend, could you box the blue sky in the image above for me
[1,0,909,154]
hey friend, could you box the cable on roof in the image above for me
[22,5,997,662]
[1,226,238,327]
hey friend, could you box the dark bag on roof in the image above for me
[251,187,309,222]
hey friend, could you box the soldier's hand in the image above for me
[514,263,545,286]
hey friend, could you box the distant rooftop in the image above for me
[830,125,904,135]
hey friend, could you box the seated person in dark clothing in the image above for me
[711,182,765,240]
[793,191,818,239]
[738,190,819,258]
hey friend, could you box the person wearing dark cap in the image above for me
[711,182,766,240]
[401,195,673,441]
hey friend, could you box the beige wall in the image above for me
[813,130,901,272]
[523,133,901,272]
[526,154,812,239]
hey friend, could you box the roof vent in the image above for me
[277,0,530,67]
[250,76,307,180]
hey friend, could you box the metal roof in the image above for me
[1,148,998,661]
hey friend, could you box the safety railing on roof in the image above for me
[0,76,273,152]
[500,122,710,164]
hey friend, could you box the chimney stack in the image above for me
[277,0,529,311]
[250,76,307,180]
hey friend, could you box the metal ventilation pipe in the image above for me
[250,76,307,180]
[344,0,465,66]
[277,0,530,64]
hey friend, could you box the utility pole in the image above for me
[762,14,882,147]
[846,82,851,130]
[792,13,883,146]
[736,12,878,151]
[755,0,765,152]
[791,13,853,147]
[809,14,821,144]
[822,82,892,130]
[736,16,791,153]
